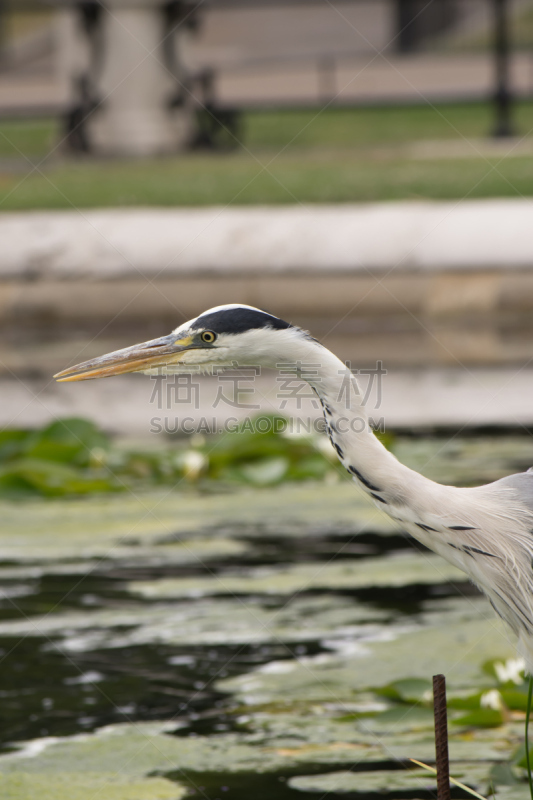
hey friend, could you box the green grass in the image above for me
[0,118,58,160]
[7,103,533,156]
[1,103,533,209]
[3,150,533,209]
[243,102,533,149]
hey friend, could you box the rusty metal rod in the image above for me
[433,674,451,800]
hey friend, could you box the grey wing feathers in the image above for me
[490,470,533,514]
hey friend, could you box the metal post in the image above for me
[433,674,451,800]
[493,0,514,137]
[396,0,418,53]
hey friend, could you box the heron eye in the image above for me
[200,330,217,344]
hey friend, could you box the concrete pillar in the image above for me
[57,0,196,156]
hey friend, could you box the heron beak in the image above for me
[54,333,195,382]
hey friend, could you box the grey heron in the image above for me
[55,304,533,671]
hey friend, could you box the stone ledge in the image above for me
[1,199,533,279]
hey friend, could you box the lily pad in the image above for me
[0,720,382,778]
[0,722,190,800]
[0,772,183,800]
[0,416,348,497]
[0,483,395,563]
[496,787,533,800]
[288,762,494,794]
[0,713,514,798]
[379,726,521,763]
[129,552,465,600]
[0,458,119,498]
[360,705,436,733]
[500,690,531,712]
[377,678,433,704]
[452,708,505,728]
[22,419,110,467]
[0,420,117,499]
[218,600,515,704]
[0,594,388,650]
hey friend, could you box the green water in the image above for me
[0,434,532,799]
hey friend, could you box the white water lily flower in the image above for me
[480,689,504,710]
[494,657,525,685]
[182,450,207,480]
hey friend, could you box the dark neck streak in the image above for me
[301,348,406,506]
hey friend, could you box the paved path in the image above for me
[2,4,532,115]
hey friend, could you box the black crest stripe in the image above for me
[190,308,292,334]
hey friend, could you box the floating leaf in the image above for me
[361,705,435,732]
[501,689,531,712]
[452,708,505,728]
[0,459,119,498]
[448,692,485,711]
[0,416,350,498]
[490,762,522,787]
[0,772,183,800]
[0,429,32,462]
[410,759,490,800]
[378,678,433,704]
[290,762,492,795]
[23,418,110,466]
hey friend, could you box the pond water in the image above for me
[0,433,532,800]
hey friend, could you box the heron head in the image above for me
[54,304,307,382]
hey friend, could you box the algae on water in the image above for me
[1,427,532,799]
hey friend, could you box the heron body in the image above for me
[55,304,533,670]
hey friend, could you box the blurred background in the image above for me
[0,0,533,437]
[1,4,533,798]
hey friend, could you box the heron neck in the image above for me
[280,339,406,494]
